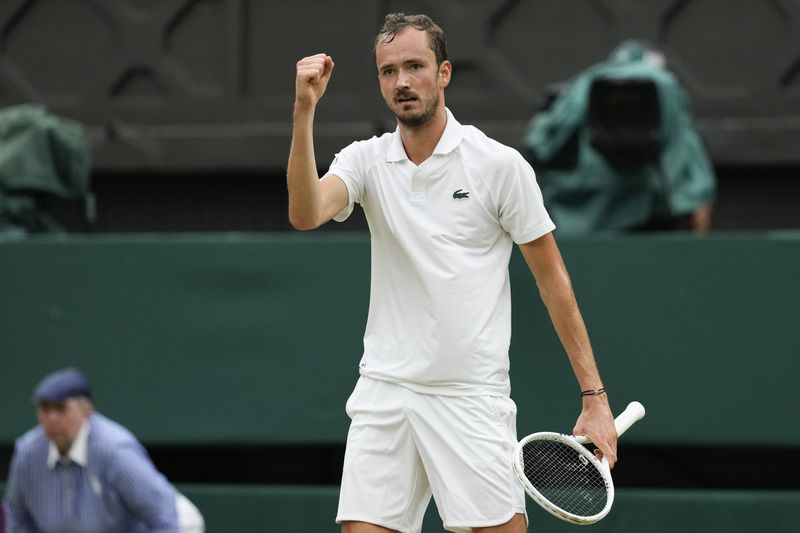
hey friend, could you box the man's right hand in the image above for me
[295,54,334,109]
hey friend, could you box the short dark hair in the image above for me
[374,13,448,65]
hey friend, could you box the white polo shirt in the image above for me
[329,108,555,397]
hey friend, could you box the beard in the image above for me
[393,91,440,129]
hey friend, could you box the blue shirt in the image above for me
[3,413,178,533]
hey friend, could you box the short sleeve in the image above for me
[327,141,366,222]
[497,150,556,244]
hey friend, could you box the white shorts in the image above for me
[336,377,526,533]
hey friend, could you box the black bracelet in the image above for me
[581,387,607,397]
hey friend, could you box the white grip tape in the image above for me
[614,401,646,436]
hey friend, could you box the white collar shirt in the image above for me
[47,418,90,469]
[328,108,554,396]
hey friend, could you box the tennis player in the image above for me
[287,13,617,533]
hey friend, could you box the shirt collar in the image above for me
[386,107,464,162]
[47,418,90,469]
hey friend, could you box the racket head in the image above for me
[513,432,614,525]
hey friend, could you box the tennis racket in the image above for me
[513,401,645,525]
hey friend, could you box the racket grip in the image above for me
[574,401,645,444]
[614,401,645,437]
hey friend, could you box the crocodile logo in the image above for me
[452,189,470,200]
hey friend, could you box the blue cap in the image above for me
[33,368,92,404]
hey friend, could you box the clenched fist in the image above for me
[295,53,335,109]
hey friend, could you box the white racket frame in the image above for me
[512,401,646,525]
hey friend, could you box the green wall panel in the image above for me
[161,486,800,533]
[2,483,798,533]
[1,233,798,446]
[2,483,799,532]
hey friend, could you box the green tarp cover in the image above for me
[0,104,90,234]
[523,41,716,233]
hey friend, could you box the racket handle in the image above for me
[614,401,646,437]
[574,401,645,444]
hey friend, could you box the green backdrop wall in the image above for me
[1,233,798,447]
[2,485,799,532]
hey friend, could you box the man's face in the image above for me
[375,28,451,129]
[37,398,91,453]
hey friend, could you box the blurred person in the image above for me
[288,12,617,533]
[523,40,716,235]
[2,368,204,533]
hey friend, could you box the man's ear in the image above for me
[439,60,452,88]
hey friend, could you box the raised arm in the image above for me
[287,53,349,230]
[518,233,618,467]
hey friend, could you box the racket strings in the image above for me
[520,439,608,517]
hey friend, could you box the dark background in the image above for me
[1,0,799,234]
